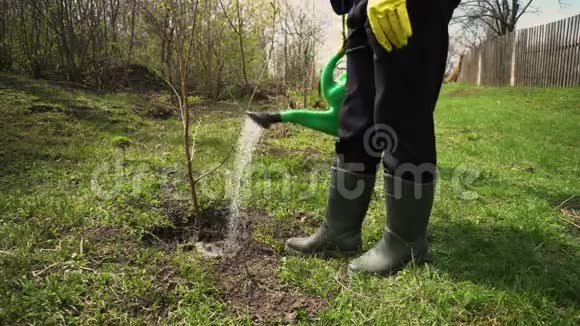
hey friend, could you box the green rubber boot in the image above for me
[348,174,435,276]
[285,164,376,257]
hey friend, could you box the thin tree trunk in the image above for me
[178,50,200,213]
[235,0,249,90]
[125,0,137,86]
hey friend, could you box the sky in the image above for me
[316,0,580,64]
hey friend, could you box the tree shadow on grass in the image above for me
[430,218,579,307]
[525,186,579,212]
[0,74,84,106]
[0,75,139,179]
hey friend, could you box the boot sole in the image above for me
[284,244,359,258]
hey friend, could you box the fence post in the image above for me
[477,52,482,86]
[511,31,518,86]
[458,14,580,87]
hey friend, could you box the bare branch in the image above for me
[160,75,185,121]
[190,118,203,162]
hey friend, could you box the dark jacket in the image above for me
[331,0,461,17]
[330,0,354,15]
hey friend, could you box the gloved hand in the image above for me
[367,0,413,52]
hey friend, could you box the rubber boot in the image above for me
[285,163,376,257]
[348,174,435,276]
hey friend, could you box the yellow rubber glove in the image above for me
[367,0,413,52]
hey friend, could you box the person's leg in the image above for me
[336,0,379,174]
[348,0,458,274]
[285,0,380,256]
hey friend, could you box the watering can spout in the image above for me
[247,49,346,137]
[247,111,281,129]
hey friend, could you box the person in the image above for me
[284,0,461,276]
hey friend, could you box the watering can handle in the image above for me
[320,49,346,101]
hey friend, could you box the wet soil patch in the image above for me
[215,210,326,324]
[142,204,230,250]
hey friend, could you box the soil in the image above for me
[215,210,326,324]
[142,201,327,323]
[294,211,320,229]
[142,203,230,250]
[216,239,326,324]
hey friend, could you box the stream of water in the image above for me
[224,117,263,252]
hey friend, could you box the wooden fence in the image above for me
[458,14,580,87]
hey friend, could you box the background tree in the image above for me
[0,0,326,213]
[453,0,536,37]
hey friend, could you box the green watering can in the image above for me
[247,49,346,137]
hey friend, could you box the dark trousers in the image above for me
[336,0,459,183]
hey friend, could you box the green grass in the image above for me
[1,74,579,324]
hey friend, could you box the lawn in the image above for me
[0,74,578,324]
